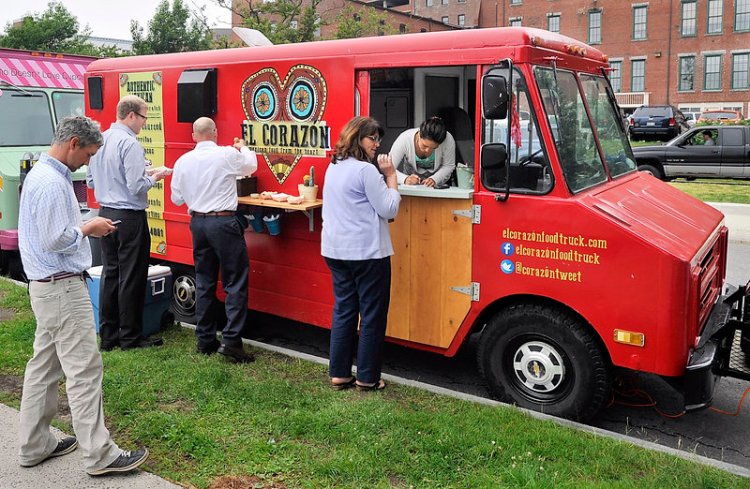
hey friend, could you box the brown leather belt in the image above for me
[192,211,235,217]
[35,271,89,283]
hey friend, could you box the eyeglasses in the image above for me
[134,112,148,120]
[365,135,382,143]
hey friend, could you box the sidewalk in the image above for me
[0,404,179,489]
[709,202,750,243]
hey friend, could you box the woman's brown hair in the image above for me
[331,116,384,164]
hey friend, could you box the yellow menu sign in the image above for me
[119,71,168,255]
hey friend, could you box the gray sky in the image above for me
[1,0,231,41]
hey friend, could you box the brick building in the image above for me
[231,0,454,41]
[473,0,750,116]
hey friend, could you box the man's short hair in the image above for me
[53,116,103,147]
[702,130,713,137]
[117,95,147,120]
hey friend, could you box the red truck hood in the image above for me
[581,173,724,262]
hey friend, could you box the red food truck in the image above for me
[84,27,750,421]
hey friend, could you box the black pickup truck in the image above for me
[632,125,750,180]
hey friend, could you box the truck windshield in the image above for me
[52,92,86,122]
[535,68,635,193]
[0,89,54,146]
[579,74,636,179]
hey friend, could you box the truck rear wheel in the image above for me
[478,304,611,421]
[171,265,197,323]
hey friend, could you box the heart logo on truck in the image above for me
[240,65,329,185]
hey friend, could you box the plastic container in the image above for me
[248,214,264,233]
[87,265,173,336]
[263,214,281,236]
[456,165,475,189]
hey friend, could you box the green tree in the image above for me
[333,5,393,39]
[131,0,213,54]
[0,1,102,54]
[218,0,322,45]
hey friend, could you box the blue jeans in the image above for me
[325,257,391,384]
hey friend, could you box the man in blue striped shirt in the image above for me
[18,116,149,476]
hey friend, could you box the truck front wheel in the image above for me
[478,304,611,421]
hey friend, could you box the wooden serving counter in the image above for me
[237,196,322,231]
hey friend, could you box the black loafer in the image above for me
[217,344,255,363]
[196,341,220,355]
[21,436,78,467]
[121,338,164,351]
[87,448,149,476]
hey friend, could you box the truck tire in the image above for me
[638,164,663,180]
[171,265,197,323]
[477,304,611,421]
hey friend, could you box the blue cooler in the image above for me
[87,265,173,337]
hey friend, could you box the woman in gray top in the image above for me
[321,116,400,391]
[391,116,456,188]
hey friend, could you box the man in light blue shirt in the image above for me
[18,116,149,476]
[87,95,169,351]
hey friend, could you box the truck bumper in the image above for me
[684,282,750,411]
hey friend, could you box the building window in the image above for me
[681,1,696,36]
[458,0,466,3]
[442,16,449,24]
[707,0,723,34]
[736,0,750,31]
[547,14,560,33]
[458,14,465,26]
[510,17,522,27]
[510,0,522,4]
[399,23,407,33]
[704,54,722,90]
[441,0,448,5]
[631,59,645,92]
[290,20,298,29]
[633,6,648,39]
[588,10,601,44]
[609,60,622,92]
[732,53,749,89]
[679,56,695,91]
[426,0,433,7]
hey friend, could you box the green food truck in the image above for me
[0,48,95,278]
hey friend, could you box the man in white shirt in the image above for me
[171,117,257,363]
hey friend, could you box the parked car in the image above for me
[632,125,750,180]
[628,105,690,141]
[683,111,700,126]
[697,110,744,124]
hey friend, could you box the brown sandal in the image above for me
[331,377,356,390]
[356,379,386,392]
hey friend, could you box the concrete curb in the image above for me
[708,202,750,244]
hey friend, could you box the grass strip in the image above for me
[0,279,745,488]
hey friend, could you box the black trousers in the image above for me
[189,214,249,348]
[98,208,151,349]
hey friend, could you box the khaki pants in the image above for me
[19,277,120,471]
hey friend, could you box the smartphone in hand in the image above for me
[111,220,122,225]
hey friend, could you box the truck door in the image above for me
[719,126,746,178]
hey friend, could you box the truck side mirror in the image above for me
[480,143,508,171]
[482,75,509,120]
